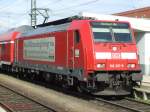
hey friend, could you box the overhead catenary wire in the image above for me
[0,0,24,12]
[0,0,149,32]
[49,0,100,18]
[40,0,63,8]
[52,0,100,13]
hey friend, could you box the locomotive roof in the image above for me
[37,15,95,27]
[19,16,95,38]
[20,23,70,38]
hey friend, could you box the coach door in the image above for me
[14,40,18,63]
[74,30,81,69]
[67,30,75,69]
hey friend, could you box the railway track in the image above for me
[10,75,150,112]
[94,97,150,112]
[1,73,150,112]
[0,102,13,112]
[0,85,55,112]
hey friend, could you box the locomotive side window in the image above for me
[90,22,132,43]
[74,30,80,44]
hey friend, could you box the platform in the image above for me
[142,75,150,87]
[0,107,7,112]
[133,75,150,100]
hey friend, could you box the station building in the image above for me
[115,7,150,83]
[115,7,150,19]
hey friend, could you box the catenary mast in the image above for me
[30,0,49,28]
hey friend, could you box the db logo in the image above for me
[111,53,121,59]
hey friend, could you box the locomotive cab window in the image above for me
[74,30,80,44]
[90,22,133,43]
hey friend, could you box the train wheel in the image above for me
[62,82,69,90]
[30,74,35,80]
[23,73,27,78]
[17,73,23,79]
[77,85,84,93]
[76,82,86,93]
[43,73,51,82]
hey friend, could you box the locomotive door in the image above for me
[67,30,75,69]
[67,30,81,70]
[74,30,81,68]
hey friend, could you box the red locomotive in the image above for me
[0,16,142,95]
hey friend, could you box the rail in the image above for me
[0,84,55,112]
[94,97,150,112]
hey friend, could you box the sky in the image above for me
[0,0,150,32]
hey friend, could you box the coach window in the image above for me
[74,30,80,44]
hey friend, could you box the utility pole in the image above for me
[30,0,50,27]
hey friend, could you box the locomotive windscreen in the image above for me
[90,22,132,43]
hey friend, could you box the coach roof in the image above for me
[0,25,33,42]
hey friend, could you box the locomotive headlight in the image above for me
[128,64,135,68]
[97,64,105,68]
